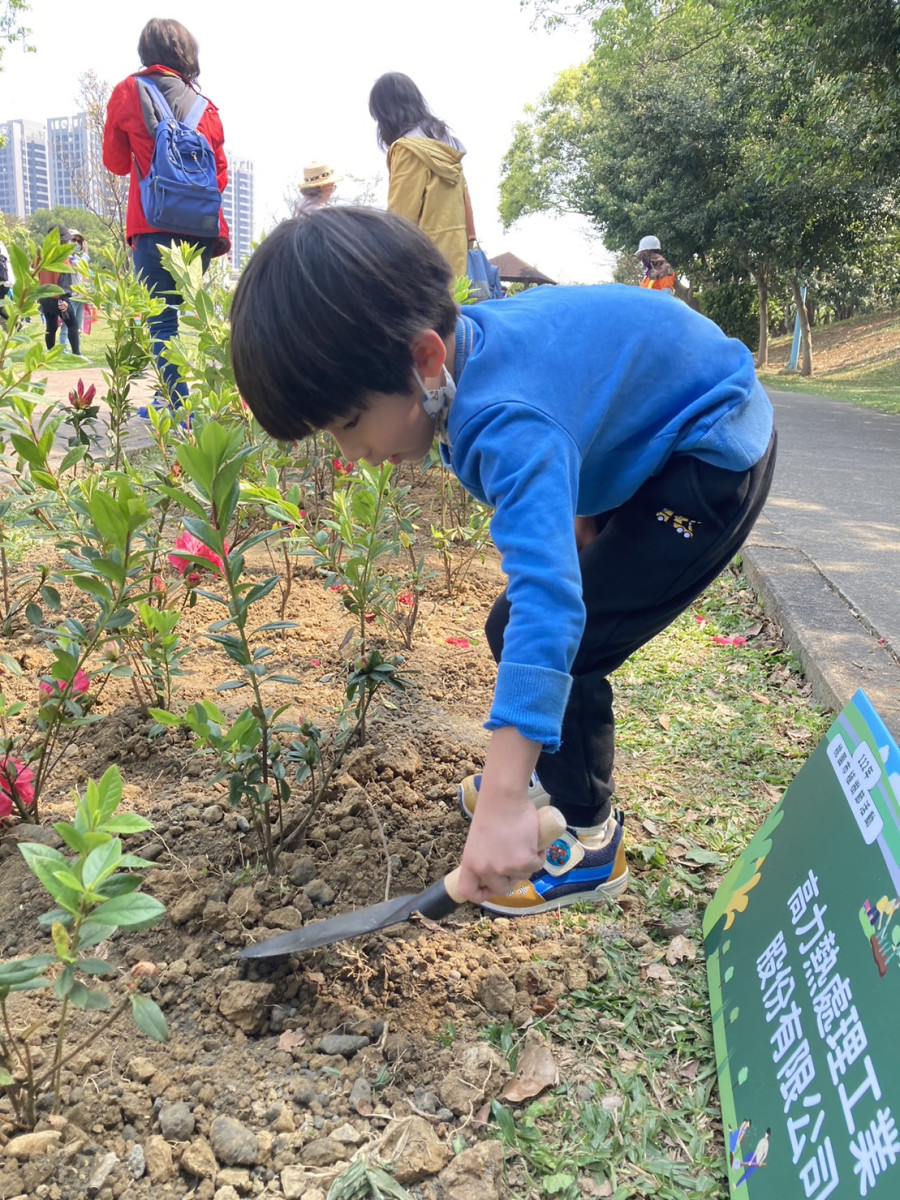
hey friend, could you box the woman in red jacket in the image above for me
[103,18,229,411]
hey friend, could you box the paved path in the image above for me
[744,390,900,737]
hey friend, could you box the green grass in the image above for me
[758,358,900,414]
[472,565,830,1199]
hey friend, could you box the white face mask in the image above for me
[413,365,456,419]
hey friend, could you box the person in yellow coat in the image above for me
[369,72,472,280]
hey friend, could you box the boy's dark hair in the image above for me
[230,206,457,442]
[368,73,451,151]
[138,18,200,81]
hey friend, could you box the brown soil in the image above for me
[0,452,659,1200]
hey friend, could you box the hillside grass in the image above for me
[757,309,900,414]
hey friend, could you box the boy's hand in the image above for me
[455,726,545,903]
[458,793,544,902]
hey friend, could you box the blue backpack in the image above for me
[136,76,222,239]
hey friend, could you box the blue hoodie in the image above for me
[441,284,773,750]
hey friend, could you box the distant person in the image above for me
[58,230,89,351]
[637,236,676,294]
[103,17,230,413]
[230,207,776,917]
[293,162,342,217]
[0,237,14,323]
[37,225,81,355]
[368,72,472,280]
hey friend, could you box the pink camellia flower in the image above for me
[0,758,35,820]
[399,592,414,606]
[185,571,202,587]
[68,379,97,411]
[152,575,166,595]
[446,637,470,648]
[168,530,226,576]
[40,668,90,699]
[332,458,354,474]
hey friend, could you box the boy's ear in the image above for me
[411,329,446,382]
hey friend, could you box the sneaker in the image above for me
[458,769,550,820]
[480,809,628,916]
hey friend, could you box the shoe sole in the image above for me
[481,867,630,916]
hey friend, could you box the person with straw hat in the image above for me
[293,161,342,216]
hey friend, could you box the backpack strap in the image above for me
[136,74,208,130]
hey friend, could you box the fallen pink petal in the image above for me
[446,637,470,648]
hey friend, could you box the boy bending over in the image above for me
[230,208,776,915]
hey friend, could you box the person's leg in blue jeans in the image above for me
[132,234,213,407]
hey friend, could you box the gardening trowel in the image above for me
[238,805,567,958]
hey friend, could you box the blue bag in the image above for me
[136,77,222,239]
[466,245,504,302]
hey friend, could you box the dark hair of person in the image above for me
[230,206,457,442]
[138,18,200,81]
[368,73,451,151]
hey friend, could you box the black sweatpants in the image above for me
[485,432,778,828]
[40,296,80,356]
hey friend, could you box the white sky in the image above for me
[0,0,615,284]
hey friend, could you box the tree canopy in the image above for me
[504,0,900,369]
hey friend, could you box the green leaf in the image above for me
[82,840,123,890]
[67,980,111,1010]
[77,957,115,976]
[131,994,168,1042]
[683,847,727,867]
[18,843,81,913]
[0,956,54,987]
[101,813,153,835]
[25,601,42,626]
[91,893,166,930]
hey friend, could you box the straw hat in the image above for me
[298,162,343,191]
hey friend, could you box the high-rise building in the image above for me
[47,113,106,211]
[222,155,254,273]
[0,119,51,217]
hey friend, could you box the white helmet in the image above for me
[637,235,661,254]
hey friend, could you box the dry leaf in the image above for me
[501,1031,559,1102]
[643,962,675,985]
[667,844,687,859]
[658,714,671,730]
[580,1179,614,1197]
[472,1101,491,1131]
[277,1030,305,1052]
[679,1060,700,1081]
[750,691,771,705]
[532,994,556,1016]
[641,818,659,836]
[665,935,698,965]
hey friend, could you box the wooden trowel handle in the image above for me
[443,805,567,905]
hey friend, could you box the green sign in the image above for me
[704,690,900,1198]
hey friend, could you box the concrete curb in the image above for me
[743,543,900,740]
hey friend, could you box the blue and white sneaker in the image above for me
[480,809,628,916]
[458,769,550,821]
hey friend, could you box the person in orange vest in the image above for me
[637,236,676,293]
